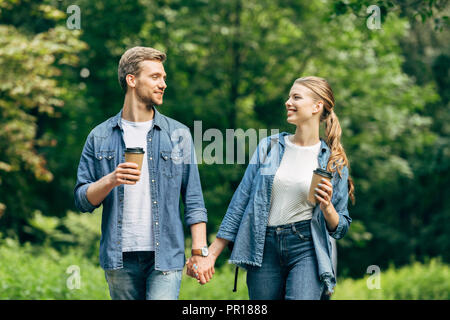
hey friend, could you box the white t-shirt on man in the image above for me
[121,118,154,252]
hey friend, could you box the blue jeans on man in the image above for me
[104,252,182,300]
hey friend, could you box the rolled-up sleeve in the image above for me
[215,164,254,242]
[74,132,101,213]
[328,165,352,240]
[216,138,268,242]
[180,129,208,226]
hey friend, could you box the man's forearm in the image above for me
[190,222,207,249]
[86,174,115,207]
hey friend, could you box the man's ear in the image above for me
[126,74,136,89]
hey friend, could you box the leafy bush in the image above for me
[23,209,102,263]
[0,238,109,300]
[332,258,450,300]
[1,233,447,300]
[0,233,250,300]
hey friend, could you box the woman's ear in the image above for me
[313,101,323,114]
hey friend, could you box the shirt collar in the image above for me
[276,132,329,154]
[110,105,167,131]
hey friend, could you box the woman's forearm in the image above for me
[209,237,230,260]
[323,205,339,233]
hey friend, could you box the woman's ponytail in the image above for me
[295,76,355,204]
[324,110,355,204]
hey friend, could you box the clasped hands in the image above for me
[185,254,216,285]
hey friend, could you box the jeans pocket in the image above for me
[160,270,182,282]
[294,228,312,241]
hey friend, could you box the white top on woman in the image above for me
[267,135,321,226]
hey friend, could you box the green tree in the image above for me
[0,1,86,236]
[1,0,447,280]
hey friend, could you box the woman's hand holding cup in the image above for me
[314,177,334,213]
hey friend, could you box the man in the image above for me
[74,46,213,300]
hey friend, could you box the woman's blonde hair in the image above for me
[294,76,355,204]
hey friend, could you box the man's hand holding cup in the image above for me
[108,162,141,187]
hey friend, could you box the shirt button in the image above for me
[155,222,159,225]
[156,243,159,246]
[153,201,157,204]
[150,157,153,160]
[151,179,155,183]
[149,138,152,141]
[98,156,103,160]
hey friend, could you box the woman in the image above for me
[187,76,355,299]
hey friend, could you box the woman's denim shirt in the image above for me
[216,132,352,295]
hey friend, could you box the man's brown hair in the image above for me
[118,46,166,92]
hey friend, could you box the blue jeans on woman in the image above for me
[246,219,323,300]
[104,251,182,300]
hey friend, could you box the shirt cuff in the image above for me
[185,208,208,226]
[328,211,346,238]
[216,229,237,243]
[77,183,100,213]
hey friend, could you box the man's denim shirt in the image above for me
[74,107,207,271]
[216,132,352,295]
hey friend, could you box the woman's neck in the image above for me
[292,123,320,147]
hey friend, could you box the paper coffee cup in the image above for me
[308,168,332,205]
[124,147,145,171]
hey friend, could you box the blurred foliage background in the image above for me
[0,0,448,299]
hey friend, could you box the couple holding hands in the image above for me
[74,46,354,300]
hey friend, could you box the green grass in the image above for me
[180,263,249,300]
[332,258,450,300]
[0,237,448,300]
[0,238,110,300]
[0,237,249,300]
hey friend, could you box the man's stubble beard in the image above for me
[136,85,159,110]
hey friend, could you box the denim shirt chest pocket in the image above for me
[94,150,116,177]
[160,150,183,178]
